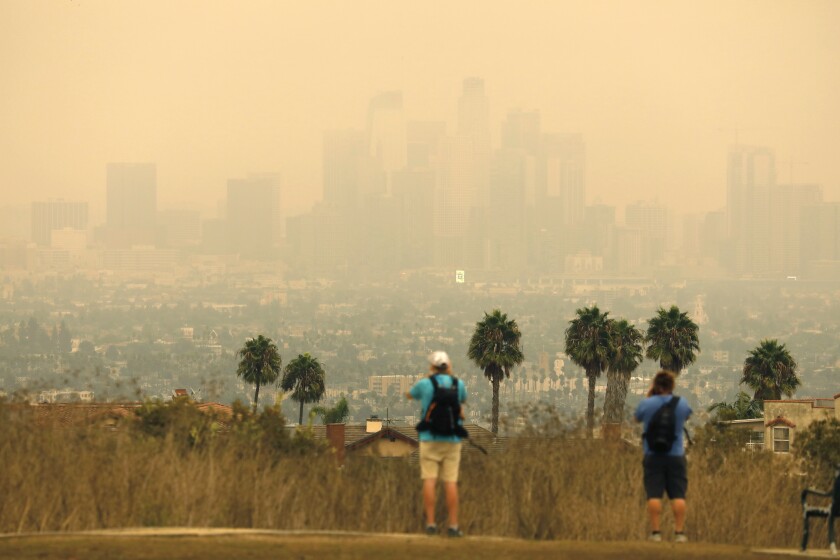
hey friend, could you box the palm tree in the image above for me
[565,305,612,437]
[603,319,645,426]
[312,396,350,424]
[644,305,700,375]
[236,335,282,410]
[468,309,524,434]
[741,339,800,401]
[281,353,327,424]
[707,391,763,421]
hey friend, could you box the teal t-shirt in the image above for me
[409,374,468,443]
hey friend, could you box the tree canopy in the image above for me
[468,309,524,434]
[236,334,282,410]
[741,339,799,401]
[645,305,700,374]
[565,305,612,436]
[281,353,326,424]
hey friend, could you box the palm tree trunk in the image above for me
[603,368,621,424]
[253,381,261,411]
[492,376,500,434]
[299,399,304,425]
[586,371,596,438]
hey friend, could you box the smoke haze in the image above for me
[2,0,839,219]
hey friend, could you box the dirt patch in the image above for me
[0,531,800,560]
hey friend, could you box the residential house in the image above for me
[723,393,839,453]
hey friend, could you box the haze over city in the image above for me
[2,0,839,223]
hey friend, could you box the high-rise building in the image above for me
[158,209,202,248]
[770,184,822,275]
[583,204,616,258]
[31,200,88,247]
[501,109,540,153]
[106,163,157,248]
[323,129,368,209]
[800,202,840,279]
[540,133,585,228]
[626,201,669,267]
[433,136,478,268]
[726,146,775,275]
[226,174,282,257]
[367,91,406,195]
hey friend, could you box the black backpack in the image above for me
[644,396,680,453]
[416,375,468,438]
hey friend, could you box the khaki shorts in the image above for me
[419,441,462,482]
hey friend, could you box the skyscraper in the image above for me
[367,91,406,196]
[323,129,368,209]
[226,174,282,257]
[106,163,157,248]
[541,133,585,228]
[626,201,669,267]
[726,146,775,275]
[800,202,840,279]
[770,184,822,275]
[31,200,88,247]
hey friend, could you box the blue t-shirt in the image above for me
[634,394,692,456]
[409,374,468,443]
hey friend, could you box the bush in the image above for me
[134,396,220,448]
[794,418,840,478]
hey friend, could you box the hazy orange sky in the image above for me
[1,0,838,221]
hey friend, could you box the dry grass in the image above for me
[0,402,828,551]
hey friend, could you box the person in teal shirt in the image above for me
[407,351,467,537]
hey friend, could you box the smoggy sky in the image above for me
[1,0,838,221]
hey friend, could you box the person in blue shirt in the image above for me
[406,350,468,537]
[634,370,693,543]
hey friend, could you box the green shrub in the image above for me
[794,418,840,477]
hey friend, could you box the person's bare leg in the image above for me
[671,499,687,532]
[423,478,437,526]
[444,481,459,527]
[647,499,662,532]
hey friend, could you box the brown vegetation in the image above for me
[0,400,828,550]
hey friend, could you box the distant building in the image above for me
[31,199,88,247]
[368,374,422,396]
[726,146,775,275]
[721,394,840,453]
[106,163,157,248]
[226,174,282,257]
[158,209,201,248]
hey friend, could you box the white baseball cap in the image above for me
[428,351,450,369]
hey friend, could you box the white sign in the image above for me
[455,270,465,283]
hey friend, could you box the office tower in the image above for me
[541,133,585,228]
[699,210,727,263]
[286,203,350,272]
[726,146,775,275]
[770,184,822,275]
[800,202,840,278]
[392,121,445,269]
[106,163,157,248]
[583,204,616,258]
[458,78,490,143]
[433,136,479,268]
[612,227,643,276]
[367,91,406,195]
[323,129,368,209]
[158,209,201,248]
[226,174,282,257]
[626,201,668,267]
[31,200,88,247]
[501,109,541,153]
[485,148,528,271]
